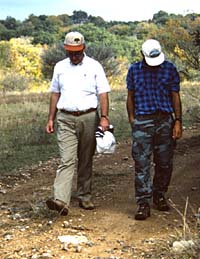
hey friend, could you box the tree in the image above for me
[87,15,106,27]
[152,11,170,25]
[86,44,118,77]
[16,21,35,37]
[65,23,116,46]
[108,24,133,36]
[2,16,19,30]
[71,10,88,24]
[57,14,72,26]
[152,17,200,76]
[0,23,8,40]
[41,43,66,79]
[32,31,57,45]
[134,22,157,40]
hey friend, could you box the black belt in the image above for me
[60,108,97,116]
[136,110,170,120]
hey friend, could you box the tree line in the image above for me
[0,10,200,94]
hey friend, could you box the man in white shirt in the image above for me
[46,31,110,216]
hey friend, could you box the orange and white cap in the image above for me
[64,31,85,51]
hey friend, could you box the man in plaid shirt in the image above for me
[126,39,182,220]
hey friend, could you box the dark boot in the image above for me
[153,194,170,211]
[135,203,150,220]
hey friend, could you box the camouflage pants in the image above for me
[131,114,174,204]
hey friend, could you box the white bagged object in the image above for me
[96,125,116,154]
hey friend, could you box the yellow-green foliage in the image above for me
[174,44,187,60]
[8,37,43,79]
[0,37,44,79]
[30,79,49,93]
[0,37,48,93]
[109,56,129,90]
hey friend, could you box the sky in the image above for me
[0,0,199,22]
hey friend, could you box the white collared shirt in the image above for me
[50,54,110,111]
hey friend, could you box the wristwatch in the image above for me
[101,115,109,120]
[175,118,182,122]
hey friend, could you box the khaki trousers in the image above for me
[53,110,99,206]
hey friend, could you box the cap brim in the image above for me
[145,52,165,66]
[64,44,84,51]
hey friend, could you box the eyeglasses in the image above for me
[67,51,83,58]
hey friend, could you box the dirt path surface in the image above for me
[0,128,200,259]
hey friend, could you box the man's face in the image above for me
[67,50,84,65]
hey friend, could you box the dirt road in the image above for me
[0,128,200,259]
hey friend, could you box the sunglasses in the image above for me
[67,51,83,57]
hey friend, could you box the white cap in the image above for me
[142,39,165,66]
[64,31,85,51]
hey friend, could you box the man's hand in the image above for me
[46,120,54,134]
[172,120,182,139]
[100,117,109,131]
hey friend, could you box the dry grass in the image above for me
[0,82,199,174]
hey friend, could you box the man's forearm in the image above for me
[99,92,109,117]
[126,90,135,123]
[172,92,182,120]
[48,92,60,121]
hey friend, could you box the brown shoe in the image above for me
[79,200,95,210]
[46,198,68,216]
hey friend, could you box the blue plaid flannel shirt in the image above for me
[126,60,180,115]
